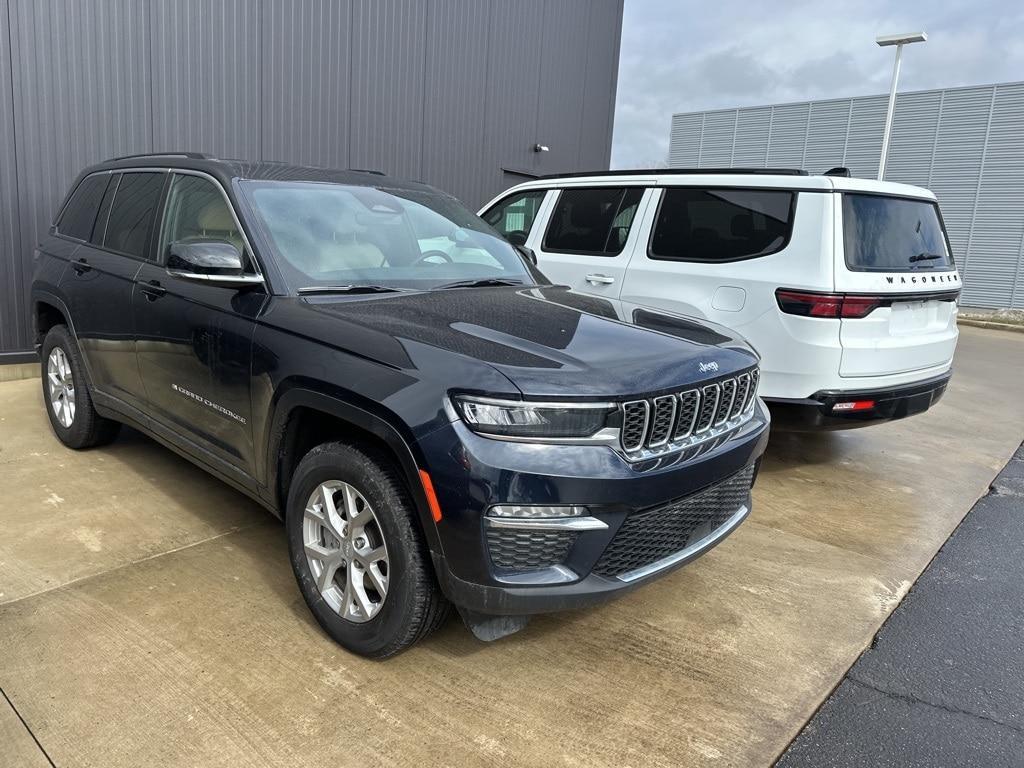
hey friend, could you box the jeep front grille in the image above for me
[619,367,759,457]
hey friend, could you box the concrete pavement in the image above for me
[1,325,1022,767]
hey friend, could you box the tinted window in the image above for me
[90,173,119,245]
[103,172,165,259]
[542,187,643,256]
[482,190,546,245]
[159,174,245,264]
[843,193,953,272]
[649,188,794,262]
[56,175,110,241]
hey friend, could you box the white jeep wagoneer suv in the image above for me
[480,168,960,429]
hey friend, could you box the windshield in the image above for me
[843,193,954,272]
[240,180,537,292]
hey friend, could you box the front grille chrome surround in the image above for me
[618,367,759,460]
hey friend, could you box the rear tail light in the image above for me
[775,290,884,319]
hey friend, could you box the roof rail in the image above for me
[823,166,852,177]
[348,167,386,176]
[538,167,808,180]
[105,151,216,163]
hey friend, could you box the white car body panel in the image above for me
[480,172,961,409]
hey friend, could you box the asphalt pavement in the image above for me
[778,443,1024,768]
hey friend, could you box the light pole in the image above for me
[876,31,927,180]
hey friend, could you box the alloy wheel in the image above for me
[47,347,76,428]
[303,480,390,623]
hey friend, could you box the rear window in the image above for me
[542,187,643,256]
[843,193,953,272]
[56,174,110,241]
[649,187,794,262]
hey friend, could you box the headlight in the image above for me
[452,395,616,440]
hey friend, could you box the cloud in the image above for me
[611,0,1024,167]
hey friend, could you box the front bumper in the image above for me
[418,401,770,616]
[765,370,951,431]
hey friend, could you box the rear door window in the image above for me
[649,187,795,262]
[56,174,111,241]
[103,172,166,259]
[842,193,953,272]
[542,187,644,256]
[481,189,546,245]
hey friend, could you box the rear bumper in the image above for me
[766,370,951,431]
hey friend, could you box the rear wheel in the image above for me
[286,442,450,658]
[40,325,120,449]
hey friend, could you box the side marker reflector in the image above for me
[833,400,876,412]
[419,469,443,522]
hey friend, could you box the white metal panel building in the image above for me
[667,81,1024,310]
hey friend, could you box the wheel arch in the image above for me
[265,385,444,557]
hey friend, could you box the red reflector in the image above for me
[832,400,876,412]
[418,470,443,522]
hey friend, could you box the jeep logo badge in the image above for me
[699,361,719,373]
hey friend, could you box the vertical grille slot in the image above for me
[648,396,677,447]
[621,400,650,452]
[695,384,719,433]
[715,379,737,426]
[744,369,760,412]
[732,374,750,420]
[674,390,700,440]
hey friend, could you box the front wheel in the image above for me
[285,442,450,658]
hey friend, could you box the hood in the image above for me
[264,286,758,398]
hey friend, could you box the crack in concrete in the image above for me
[845,676,1024,737]
[0,523,264,608]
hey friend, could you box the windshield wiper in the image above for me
[909,252,944,263]
[297,284,406,295]
[436,278,525,290]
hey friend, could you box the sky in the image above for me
[611,0,1024,168]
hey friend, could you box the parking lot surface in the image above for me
[1,326,1022,768]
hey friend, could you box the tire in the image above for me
[40,325,121,449]
[286,442,451,658]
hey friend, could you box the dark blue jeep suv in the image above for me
[31,154,769,657]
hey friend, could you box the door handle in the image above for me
[140,280,167,300]
[585,273,615,285]
[72,257,91,275]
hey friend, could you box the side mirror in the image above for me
[167,241,263,288]
[515,244,538,265]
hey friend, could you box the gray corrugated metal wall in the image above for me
[668,82,1024,310]
[0,0,623,357]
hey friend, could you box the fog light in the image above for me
[487,504,587,519]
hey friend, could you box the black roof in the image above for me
[87,152,429,191]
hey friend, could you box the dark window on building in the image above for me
[103,172,165,259]
[90,173,120,246]
[843,193,953,272]
[543,187,644,256]
[482,190,547,245]
[56,175,110,241]
[649,188,795,262]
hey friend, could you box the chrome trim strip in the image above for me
[615,504,749,583]
[484,516,609,531]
